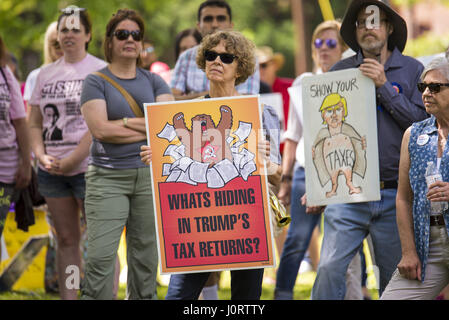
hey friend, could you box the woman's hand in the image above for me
[301,194,326,214]
[38,154,61,174]
[397,251,422,281]
[426,181,449,202]
[140,145,152,165]
[258,139,270,161]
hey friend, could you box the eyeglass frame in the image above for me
[355,18,389,30]
[204,50,237,64]
[417,82,449,94]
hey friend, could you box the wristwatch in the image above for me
[281,174,292,183]
[123,117,128,127]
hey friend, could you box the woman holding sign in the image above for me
[141,30,281,300]
[80,9,173,300]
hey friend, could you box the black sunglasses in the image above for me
[417,82,449,94]
[113,29,143,41]
[205,50,237,64]
[314,38,337,49]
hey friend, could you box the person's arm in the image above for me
[277,138,297,205]
[11,117,31,189]
[110,92,175,133]
[360,58,427,129]
[395,127,422,281]
[55,132,92,175]
[28,105,58,174]
[81,99,146,144]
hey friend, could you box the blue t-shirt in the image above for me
[81,67,171,169]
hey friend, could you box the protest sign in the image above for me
[144,95,275,274]
[299,68,380,206]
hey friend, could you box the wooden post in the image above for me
[291,0,308,76]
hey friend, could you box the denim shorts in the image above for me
[37,168,86,199]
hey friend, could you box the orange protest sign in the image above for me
[144,95,275,274]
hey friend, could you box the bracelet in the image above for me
[281,174,292,182]
[123,117,128,128]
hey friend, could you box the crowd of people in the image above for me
[1,0,449,300]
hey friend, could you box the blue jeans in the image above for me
[311,188,401,300]
[274,166,321,299]
[166,269,264,300]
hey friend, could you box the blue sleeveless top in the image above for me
[409,115,449,281]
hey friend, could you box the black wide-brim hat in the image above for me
[340,0,408,52]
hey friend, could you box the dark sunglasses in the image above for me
[314,38,338,49]
[113,29,143,41]
[202,15,228,23]
[205,50,237,64]
[417,82,449,94]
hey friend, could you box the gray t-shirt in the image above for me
[81,67,171,169]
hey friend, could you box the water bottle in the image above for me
[425,161,449,214]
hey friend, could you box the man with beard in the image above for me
[170,0,259,100]
[309,0,428,299]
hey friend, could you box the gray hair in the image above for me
[421,57,449,82]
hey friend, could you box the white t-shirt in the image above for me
[23,67,41,101]
[29,54,107,175]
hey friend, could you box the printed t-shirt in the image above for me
[29,54,107,176]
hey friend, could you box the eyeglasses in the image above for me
[204,50,237,64]
[355,18,388,30]
[314,38,337,49]
[417,82,449,94]
[202,15,228,23]
[113,29,143,41]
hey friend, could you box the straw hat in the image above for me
[340,0,407,52]
[256,46,285,69]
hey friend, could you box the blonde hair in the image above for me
[319,93,348,124]
[311,20,348,68]
[43,22,58,65]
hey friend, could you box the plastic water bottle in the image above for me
[425,161,449,214]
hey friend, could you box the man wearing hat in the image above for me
[310,0,428,299]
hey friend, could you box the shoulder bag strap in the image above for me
[93,71,144,117]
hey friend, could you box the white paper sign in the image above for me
[302,68,380,206]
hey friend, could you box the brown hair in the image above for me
[57,8,92,50]
[103,9,145,65]
[197,30,255,86]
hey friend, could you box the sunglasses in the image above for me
[314,38,337,49]
[417,82,449,94]
[113,29,143,41]
[205,50,237,64]
[202,15,228,23]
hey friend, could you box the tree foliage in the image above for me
[1,0,447,81]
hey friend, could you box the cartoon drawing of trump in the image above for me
[312,93,367,198]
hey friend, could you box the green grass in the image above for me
[0,269,378,300]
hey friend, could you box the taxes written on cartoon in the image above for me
[300,68,380,206]
[312,93,367,198]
